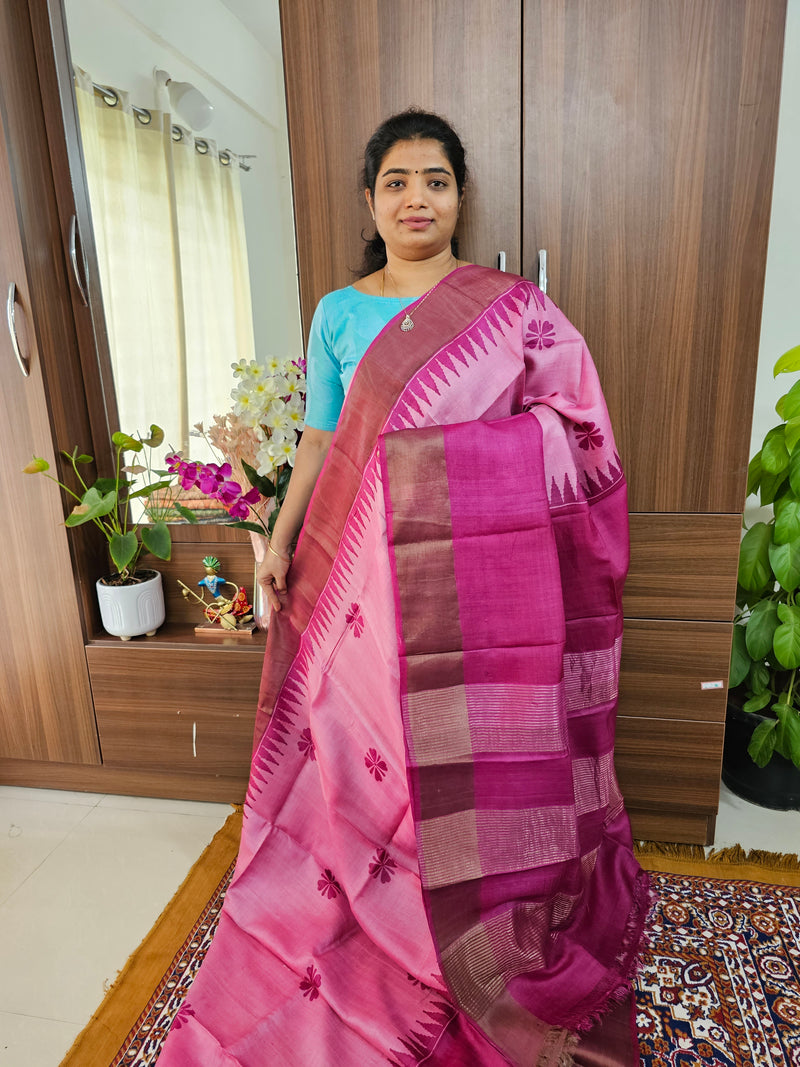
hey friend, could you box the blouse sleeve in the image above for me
[304,297,345,431]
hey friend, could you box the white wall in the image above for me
[63,0,302,367]
[747,0,800,519]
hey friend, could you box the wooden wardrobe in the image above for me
[279,0,787,844]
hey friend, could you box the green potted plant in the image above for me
[23,426,185,640]
[726,344,800,809]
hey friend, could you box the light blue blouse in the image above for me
[304,286,415,431]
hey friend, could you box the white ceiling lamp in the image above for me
[154,68,214,130]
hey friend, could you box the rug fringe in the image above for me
[635,840,800,887]
[635,841,706,862]
[705,844,800,869]
[636,840,800,870]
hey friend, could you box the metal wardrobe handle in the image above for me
[69,214,89,306]
[6,282,30,378]
[497,251,507,272]
[538,249,548,295]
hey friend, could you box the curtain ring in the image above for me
[219,151,231,167]
[135,108,152,126]
[195,139,209,155]
[171,125,184,142]
[99,86,119,108]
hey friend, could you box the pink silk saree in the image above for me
[158,266,651,1066]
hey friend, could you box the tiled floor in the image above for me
[0,781,797,1067]
[0,787,230,1067]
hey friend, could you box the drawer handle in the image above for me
[538,249,548,295]
[69,215,89,306]
[192,721,197,758]
[6,283,30,377]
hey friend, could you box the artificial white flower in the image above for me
[285,373,305,396]
[267,436,298,467]
[284,406,305,432]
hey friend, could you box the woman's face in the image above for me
[366,138,462,262]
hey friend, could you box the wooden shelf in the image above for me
[87,621,267,652]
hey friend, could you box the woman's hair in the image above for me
[358,107,468,277]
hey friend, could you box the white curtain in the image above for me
[74,69,255,462]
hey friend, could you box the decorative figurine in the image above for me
[178,557,255,635]
[198,556,227,597]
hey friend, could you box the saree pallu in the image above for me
[158,265,651,1066]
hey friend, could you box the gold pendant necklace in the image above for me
[383,258,459,332]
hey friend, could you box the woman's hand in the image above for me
[257,544,291,612]
[255,427,335,613]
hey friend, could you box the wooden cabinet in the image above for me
[0,1,99,765]
[88,644,261,779]
[280,0,522,338]
[279,0,787,843]
[0,0,261,800]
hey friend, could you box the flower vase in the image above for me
[249,532,271,631]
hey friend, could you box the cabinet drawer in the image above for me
[87,646,261,775]
[625,513,741,621]
[615,715,724,813]
[619,619,731,722]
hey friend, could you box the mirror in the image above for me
[60,0,302,521]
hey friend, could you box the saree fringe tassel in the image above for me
[635,840,800,886]
[59,808,242,1067]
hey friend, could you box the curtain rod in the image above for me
[89,81,253,172]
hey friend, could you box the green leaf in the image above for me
[64,487,116,526]
[140,424,164,448]
[276,465,292,500]
[109,530,138,573]
[748,718,777,767]
[776,394,786,419]
[769,537,800,591]
[743,691,771,713]
[761,471,789,507]
[241,460,276,498]
[128,479,174,500]
[789,448,800,497]
[774,602,800,668]
[746,451,763,497]
[747,660,770,694]
[761,425,789,474]
[111,431,143,453]
[745,599,779,659]
[268,508,280,536]
[140,521,171,561]
[774,703,800,768]
[94,477,126,494]
[786,417,800,455]
[729,625,751,688]
[738,522,773,590]
[23,456,50,474]
[173,503,199,523]
[225,520,268,535]
[776,495,800,544]
[783,379,800,421]
[774,344,800,376]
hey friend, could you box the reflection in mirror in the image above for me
[61,0,302,521]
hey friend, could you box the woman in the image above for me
[159,110,650,1066]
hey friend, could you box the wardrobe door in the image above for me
[522,0,786,842]
[522,0,785,514]
[0,2,99,763]
[280,0,521,337]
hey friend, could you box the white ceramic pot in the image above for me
[96,569,165,640]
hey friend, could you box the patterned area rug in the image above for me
[638,870,800,1066]
[60,825,800,1066]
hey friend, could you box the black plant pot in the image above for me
[722,700,800,811]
